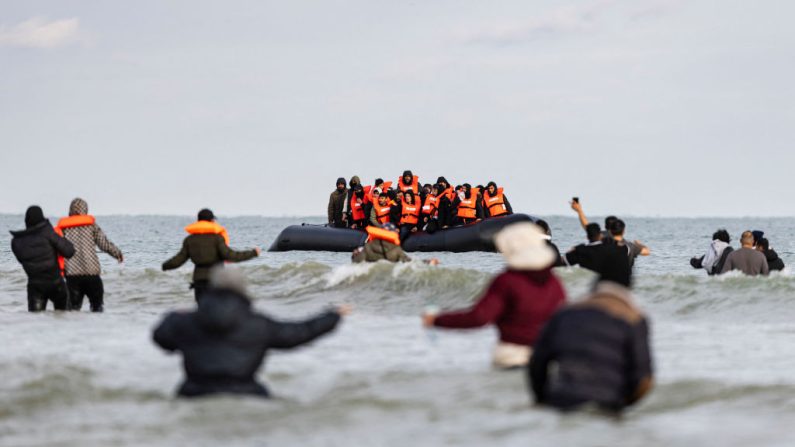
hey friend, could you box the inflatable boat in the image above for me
[268,213,536,252]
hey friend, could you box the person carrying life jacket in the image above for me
[434,176,455,229]
[353,223,410,263]
[55,198,124,312]
[344,175,362,226]
[162,208,260,301]
[397,170,419,194]
[348,185,368,229]
[452,183,484,226]
[483,181,514,218]
[399,190,421,241]
[369,193,392,226]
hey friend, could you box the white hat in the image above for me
[494,222,557,270]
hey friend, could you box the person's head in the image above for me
[475,184,484,191]
[431,184,440,195]
[609,219,626,237]
[404,190,415,204]
[336,177,346,191]
[751,230,764,246]
[349,176,360,188]
[463,183,472,197]
[24,205,45,228]
[756,237,770,252]
[402,170,413,184]
[197,208,215,222]
[535,219,552,238]
[494,222,556,271]
[713,229,731,243]
[486,181,497,195]
[396,190,404,201]
[387,189,398,201]
[209,265,249,298]
[436,177,449,189]
[378,194,388,206]
[605,215,618,232]
[353,185,364,198]
[69,197,88,216]
[740,231,754,247]
[374,178,384,188]
[372,188,381,200]
[422,183,432,194]
[586,223,602,243]
[381,222,398,234]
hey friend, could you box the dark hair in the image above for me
[713,229,730,243]
[757,238,770,251]
[198,208,215,221]
[535,219,551,236]
[387,189,397,200]
[486,181,497,190]
[375,178,384,186]
[586,223,602,242]
[423,183,432,190]
[609,219,626,236]
[404,190,415,203]
[605,215,618,231]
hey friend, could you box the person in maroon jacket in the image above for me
[422,222,566,369]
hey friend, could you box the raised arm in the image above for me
[570,201,589,229]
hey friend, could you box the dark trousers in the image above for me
[66,275,105,312]
[192,280,209,302]
[27,279,69,312]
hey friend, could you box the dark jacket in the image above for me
[763,249,785,271]
[153,288,341,397]
[352,240,410,263]
[434,269,565,346]
[529,282,653,412]
[564,241,632,287]
[162,234,258,282]
[436,194,453,228]
[10,221,75,284]
[328,188,348,226]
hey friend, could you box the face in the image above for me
[403,175,412,184]
[378,195,388,205]
[337,183,345,190]
[488,185,496,194]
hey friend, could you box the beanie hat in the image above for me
[25,206,45,228]
[198,209,215,221]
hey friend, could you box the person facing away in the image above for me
[609,219,650,270]
[352,223,411,263]
[756,238,785,271]
[422,223,566,369]
[10,206,75,312]
[153,266,347,398]
[565,223,633,287]
[55,198,123,312]
[570,199,617,245]
[162,209,260,301]
[720,231,769,276]
[397,170,419,194]
[535,219,565,268]
[529,281,653,413]
[327,177,348,228]
[689,229,733,275]
[483,181,513,218]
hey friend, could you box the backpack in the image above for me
[711,246,734,275]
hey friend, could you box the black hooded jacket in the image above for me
[764,249,785,271]
[153,288,341,397]
[10,221,75,284]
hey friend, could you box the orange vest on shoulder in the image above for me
[440,187,455,202]
[483,187,508,217]
[366,226,401,246]
[54,215,97,275]
[457,188,480,219]
[351,194,366,221]
[362,185,373,205]
[374,203,392,224]
[422,194,438,218]
[185,221,230,246]
[397,175,419,194]
[400,198,420,225]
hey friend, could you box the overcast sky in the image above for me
[1,1,793,218]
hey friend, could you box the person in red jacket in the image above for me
[422,222,566,368]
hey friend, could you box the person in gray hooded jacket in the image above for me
[58,198,123,312]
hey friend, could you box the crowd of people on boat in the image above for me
[328,171,513,240]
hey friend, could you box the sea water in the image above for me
[0,214,793,447]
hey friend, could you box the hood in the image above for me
[10,220,51,237]
[349,175,361,188]
[196,288,252,334]
[69,198,88,216]
[25,206,45,228]
[486,181,498,192]
[711,239,730,252]
[402,170,413,179]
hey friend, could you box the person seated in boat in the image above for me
[756,238,785,271]
[399,190,421,241]
[421,183,432,205]
[435,177,455,229]
[483,181,513,218]
[397,170,419,194]
[348,185,367,229]
[327,177,348,228]
[422,223,565,368]
[389,189,402,224]
[690,229,733,275]
[372,178,392,200]
[344,176,362,226]
[421,184,441,233]
[451,184,484,226]
[369,191,392,227]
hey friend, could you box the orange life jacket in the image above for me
[440,187,455,202]
[362,185,373,205]
[483,187,508,217]
[54,215,96,275]
[366,226,401,246]
[422,194,438,218]
[374,203,392,224]
[369,182,392,202]
[397,175,419,193]
[350,194,366,221]
[185,221,230,246]
[457,187,480,219]
[400,198,420,225]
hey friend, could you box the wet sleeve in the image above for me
[93,225,123,261]
[217,236,258,262]
[265,311,342,349]
[152,313,183,352]
[565,247,581,266]
[49,229,75,258]
[162,240,189,271]
[528,315,558,403]
[434,277,506,328]
[626,318,654,404]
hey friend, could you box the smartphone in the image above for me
[572,197,579,203]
